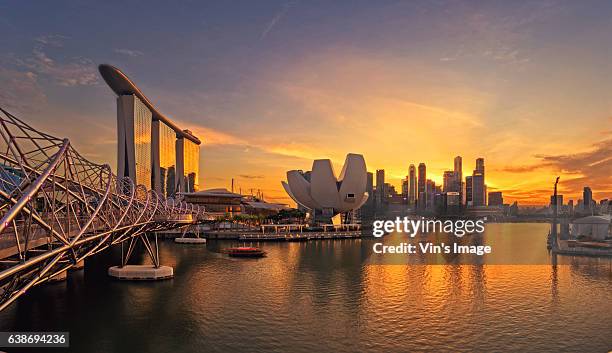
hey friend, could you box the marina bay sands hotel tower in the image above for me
[99,64,202,197]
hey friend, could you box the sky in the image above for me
[0,0,610,206]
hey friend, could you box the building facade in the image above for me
[100,64,202,197]
[177,133,200,193]
[465,176,473,206]
[471,158,486,207]
[152,120,177,197]
[489,191,503,207]
[408,164,416,206]
[583,187,593,213]
[418,163,426,209]
[376,169,385,206]
[117,94,153,189]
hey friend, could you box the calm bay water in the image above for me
[1,223,610,353]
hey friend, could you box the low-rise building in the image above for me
[182,188,242,216]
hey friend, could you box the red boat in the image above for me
[222,247,267,258]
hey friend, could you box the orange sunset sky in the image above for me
[2,1,610,206]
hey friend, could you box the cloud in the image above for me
[265,142,341,162]
[438,1,566,67]
[0,67,46,112]
[11,35,98,87]
[239,174,264,179]
[35,34,68,46]
[536,137,612,195]
[187,125,245,146]
[260,1,297,39]
[114,48,144,57]
[500,164,547,173]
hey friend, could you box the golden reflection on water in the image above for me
[1,224,609,353]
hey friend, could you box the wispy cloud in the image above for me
[35,34,67,46]
[438,1,566,66]
[0,67,46,112]
[260,1,297,40]
[239,174,264,179]
[500,164,548,173]
[536,137,612,194]
[11,35,98,86]
[187,125,244,146]
[114,48,144,57]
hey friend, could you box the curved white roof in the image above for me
[282,153,368,213]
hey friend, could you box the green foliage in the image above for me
[267,209,306,222]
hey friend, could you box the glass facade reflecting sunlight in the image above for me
[159,122,176,197]
[183,138,199,193]
[133,96,152,189]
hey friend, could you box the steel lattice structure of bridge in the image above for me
[0,107,208,311]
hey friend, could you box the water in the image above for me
[1,223,610,353]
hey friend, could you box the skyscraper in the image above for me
[454,156,462,180]
[152,120,176,196]
[454,156,463,202]
[366,172,374,209]
[176,131,200,193]
[418,163,426,209]
[100,64,202,196]
[408,164,417,206]
[583,186,593,213]
[472,158,486,207]
[476,158,484,174]
[465,176,473,206]
[550,194,563,209]
[426,179,435,210]
[489,191,503,206]
[443,171,454,192]
[117,94,153,189]
[376,169,385,206]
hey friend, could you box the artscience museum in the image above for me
[282,153,369,221]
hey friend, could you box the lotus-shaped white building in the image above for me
[282,153,369,214]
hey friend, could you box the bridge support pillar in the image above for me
[174,224,207,244]
[108,265,173,280]
[109,233,173,281]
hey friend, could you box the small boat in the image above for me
[222,247,267,258]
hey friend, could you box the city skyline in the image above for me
[1,1,611,206]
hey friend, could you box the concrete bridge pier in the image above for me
[108,233,173,281]
[108,265,173,280]
[174,224,206,244]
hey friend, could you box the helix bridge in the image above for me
[0,107,209,311]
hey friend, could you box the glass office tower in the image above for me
[117,94,152,190]
[152,120,177,197]
[177,134,200,193]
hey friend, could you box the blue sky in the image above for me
[1,0,611,204]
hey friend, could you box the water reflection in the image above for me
[0,224,610,353]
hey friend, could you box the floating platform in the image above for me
[174,237,207,244]
[108,265,173,280]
